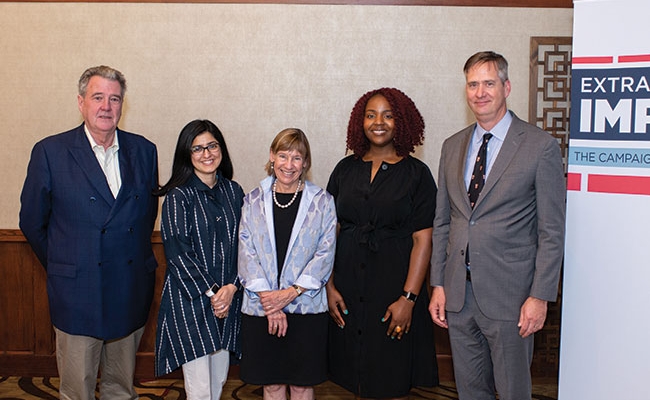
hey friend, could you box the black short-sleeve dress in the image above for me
[327,155,439,398]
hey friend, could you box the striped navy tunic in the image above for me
[155,172,244,377]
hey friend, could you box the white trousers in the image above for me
[182,349,230,400]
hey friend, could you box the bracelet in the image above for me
[402,291,417,302]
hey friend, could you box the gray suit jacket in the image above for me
[430,113,566,320]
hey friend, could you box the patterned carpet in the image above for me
[0,376,558,399]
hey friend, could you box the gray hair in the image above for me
[463,51,509,83]
[78,65,127,97]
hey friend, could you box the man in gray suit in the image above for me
[429,51,566,400]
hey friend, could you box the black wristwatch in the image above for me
[402,291,417,302]
[205,283,219,297]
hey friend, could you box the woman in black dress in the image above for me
[327,88,439,399]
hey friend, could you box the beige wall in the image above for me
[0,3,572,228]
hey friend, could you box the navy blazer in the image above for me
[20,124,159,340]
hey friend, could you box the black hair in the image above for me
[156,119,234,196]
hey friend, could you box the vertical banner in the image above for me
[560,1,650,399]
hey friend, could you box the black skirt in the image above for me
[240,312,328,386]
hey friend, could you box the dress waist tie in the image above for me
[339,222,411,253]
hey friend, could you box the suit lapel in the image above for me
[457,126,475,215]
[475,115,525,208]
[67,125,115,206]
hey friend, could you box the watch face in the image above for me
[206,283,219,297]
[403,291,417,301]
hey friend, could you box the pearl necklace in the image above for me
[273,179,302,209]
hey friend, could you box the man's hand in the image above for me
[518,296,548,338]
[429,286,448,329]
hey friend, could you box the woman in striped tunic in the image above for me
[154,120,244,400]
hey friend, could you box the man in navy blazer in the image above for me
[20,66,159,400]
[429,52,566,400]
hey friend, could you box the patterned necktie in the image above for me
[467,133,493,208]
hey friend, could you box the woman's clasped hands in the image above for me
[209,284,238,319]
[259,288,298,337]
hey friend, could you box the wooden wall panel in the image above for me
[0,242,34,352]
[0,229,558,381]
[0,241,57,376]
[0,231,180,378]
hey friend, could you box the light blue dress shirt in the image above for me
[464,110,514,189]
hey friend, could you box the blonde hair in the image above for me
[265,128,312,178]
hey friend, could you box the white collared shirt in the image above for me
[85,126,122,198]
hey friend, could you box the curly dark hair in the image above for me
[346,88,425,158]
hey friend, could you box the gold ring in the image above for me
[395,326,402,333]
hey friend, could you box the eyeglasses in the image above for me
[191,142,220,155]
